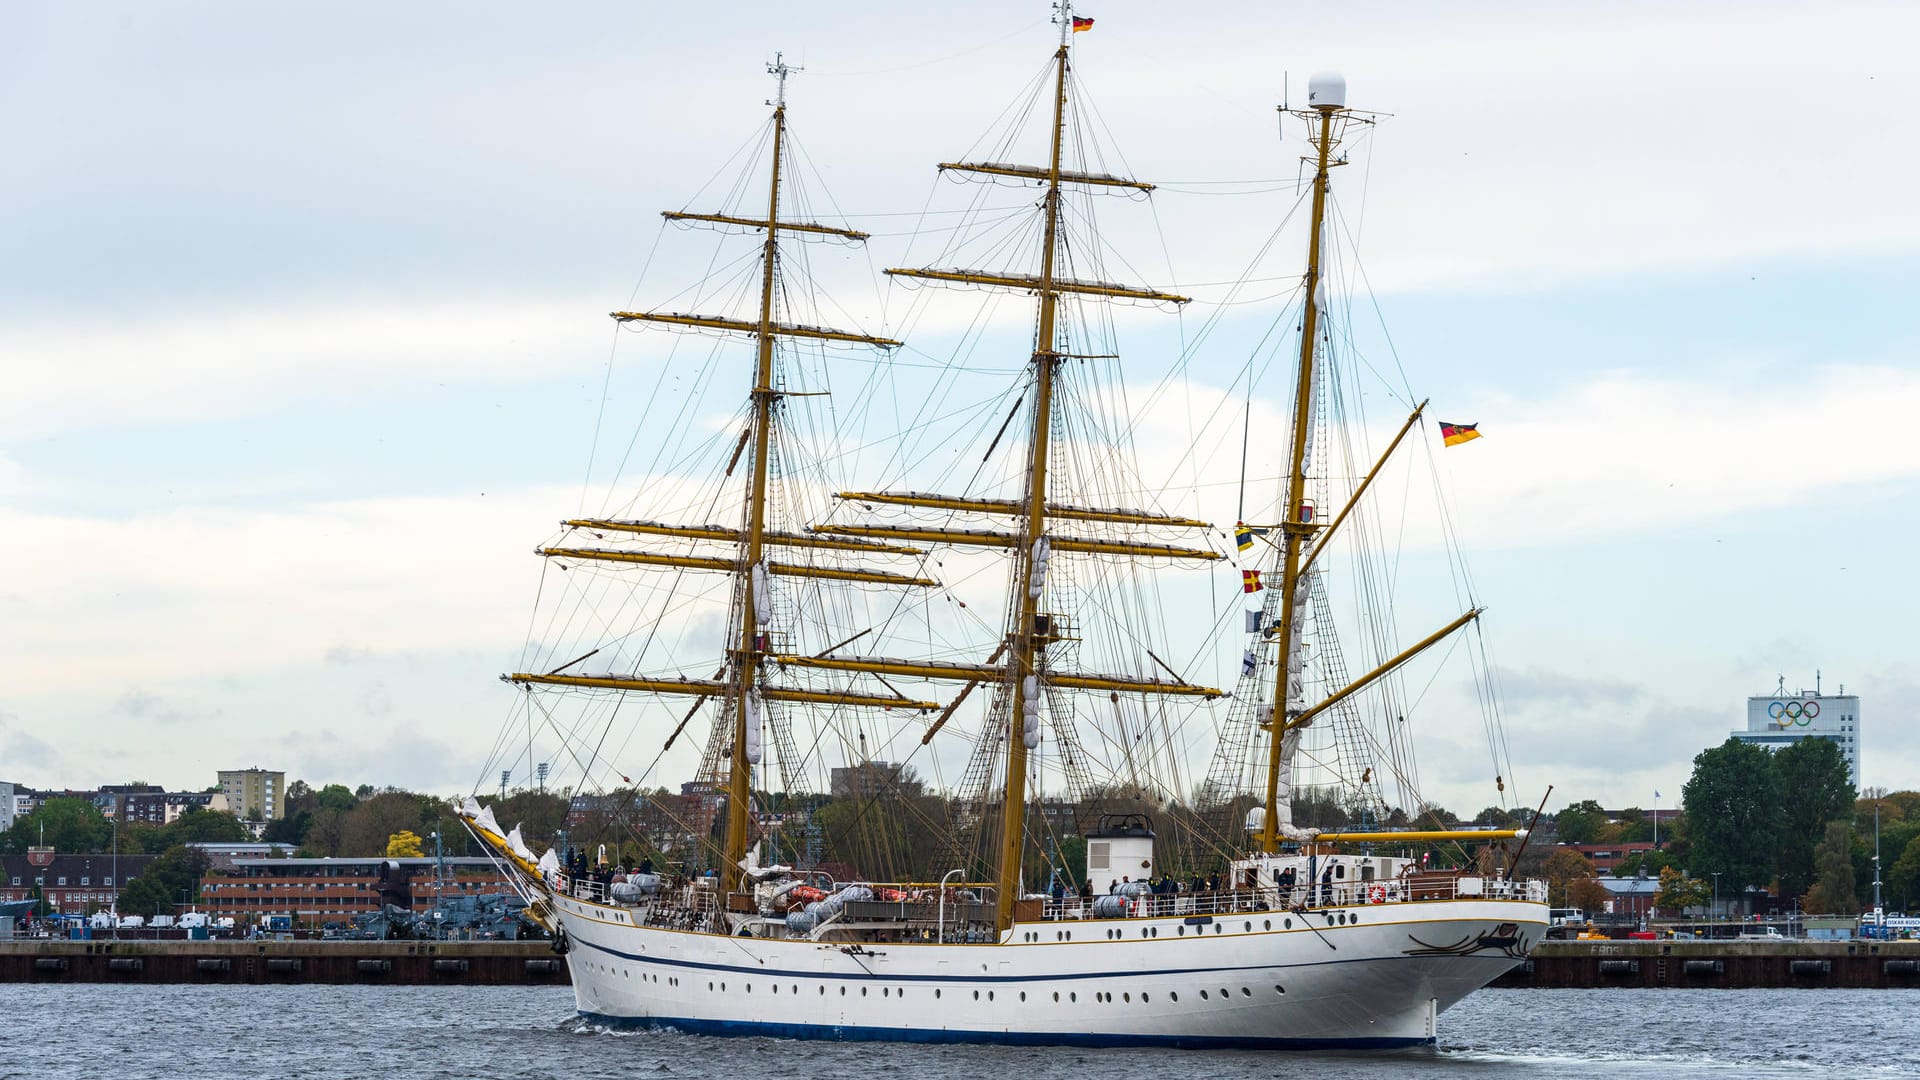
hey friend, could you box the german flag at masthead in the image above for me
[1072,15,1095,32]
[1439,421,1482,447]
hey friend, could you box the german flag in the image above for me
[1440,421,1482,447]
[1072,15,1094,32]
[1242,569,1263,594]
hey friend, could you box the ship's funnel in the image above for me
[1308,72,1346,110]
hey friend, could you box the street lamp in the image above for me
[1711,872,1720,940]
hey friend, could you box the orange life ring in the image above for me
[1368,884,1387,904]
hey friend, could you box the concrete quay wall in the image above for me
[1496,939,1920,989]
[0,939,570,985]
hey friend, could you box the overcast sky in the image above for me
[3,1,1917,816]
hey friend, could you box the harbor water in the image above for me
[2,985,1911,1078]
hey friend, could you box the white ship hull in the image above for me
[549,891,1546,1049]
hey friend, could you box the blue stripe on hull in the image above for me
[578,1011,1432,1051]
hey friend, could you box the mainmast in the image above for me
[807,2,1219,932]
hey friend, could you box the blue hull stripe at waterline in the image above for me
[577,1011,1433,1050]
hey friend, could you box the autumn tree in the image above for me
[385,830,425,858]
[1655,866,1710,914]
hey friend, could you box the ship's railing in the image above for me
[1040,875,1546,921]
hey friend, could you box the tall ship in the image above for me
[465,4,1547,1049]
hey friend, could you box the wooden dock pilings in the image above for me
[0,939,570,985]
[1496,940,1920,989]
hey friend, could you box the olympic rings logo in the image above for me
[1767,700,1820,726]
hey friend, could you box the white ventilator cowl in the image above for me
[1307,71,1346,109]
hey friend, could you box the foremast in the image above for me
[504,55,914,896]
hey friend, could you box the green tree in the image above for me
[0,797,113,855]
[1773,738,1855,898]
[1681,738,1781,893]
[1806,821,1861,915]
[1885,832,1920,912]
[314,784,359,813]
[118,845,210,918]
[1554,800,1607,845]
[162,807,249,846]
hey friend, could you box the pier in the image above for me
[1496,939,1920,989]
[0,939,569,985]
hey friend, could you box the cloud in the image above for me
[0,300,607,440]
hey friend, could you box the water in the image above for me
[1,985,1911,1078]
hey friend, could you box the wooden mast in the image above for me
[1258,93,1341,855]
[994,33,1072,932]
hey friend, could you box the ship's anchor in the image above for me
[550,927,570,956]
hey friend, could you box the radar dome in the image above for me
[1307,71,1346,109]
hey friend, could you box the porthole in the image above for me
[708,981,714,991]
[1241,987,1251,997]
[934,989,941,999]
[840,987,846,996]
[1142,993,1150,1003]
[1071,992,1078,1002]
[1244,921,1252,932]
[1285,918,1293,929]
[988,991,995,1001]
[1177,926,1185,936]
[973,990,980,1000]
[1169,991,1178,1002]
[1264,920,1271,930]
[1123,992,1131,1002]
[1220,988,1229,998]
[1200,990,1209,1000]
[880,987,887,997]
[721,982,727,991]
[1214,924,1222,934]
[792,985,798,994]
[1352,913,1361,924]
[1274,984,1286,994]
[819,986,826,995]
[1019,991,1027,1002]
[861,987,867,997]
[1053,991,1060,1002]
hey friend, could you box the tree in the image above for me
[1806,821,1861,916]
[1773,738,1855,898]
[314,784,358,813]
[1536,845,1597,903]
[385,830,425,857]
[163,807,249,846]
[1554,800,1607,845]
[1567,877,1612,913]
[118,845,210,918]
[0,797,113,855]
[1888,832,1920,912]
[1681,738,1780,893]
[1655,866,1709,913]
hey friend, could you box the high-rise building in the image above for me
[0,781,14,832]
[217,768,287,822]
[1729,679,1861,787]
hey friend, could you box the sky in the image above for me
[3,1,1918,817]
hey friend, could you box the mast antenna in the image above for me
[1052,0,1075,47]
[767,51,802,108]
[1276,71,1289,142]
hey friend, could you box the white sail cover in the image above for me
[537,847,561,880]
[474,805,501,838]
[506,825,537,865]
